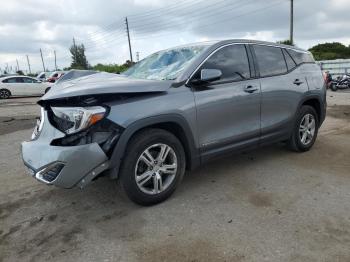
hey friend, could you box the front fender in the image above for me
[108,114,200,179]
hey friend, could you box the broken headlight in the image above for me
[51,106,106,134]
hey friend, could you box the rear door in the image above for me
[251,45,308,144]
[22,77,46,95]
[192,44,261,159]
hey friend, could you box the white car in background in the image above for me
[0,76,51,99]
[36,72,47,81]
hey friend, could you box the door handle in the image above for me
[293,79,304,86]
[244,85,259,93]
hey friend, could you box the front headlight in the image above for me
[51,106,106,134]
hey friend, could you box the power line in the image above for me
[85,0,205,38]
[128,0,206,19]
[130,0,287,41]
[82,0,284,53]
[129,1,256,33]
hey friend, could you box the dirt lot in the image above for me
[1,92,350,262]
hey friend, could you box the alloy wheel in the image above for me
[135,143,178,195]
[299,114,316,145]
[0,90,9,99]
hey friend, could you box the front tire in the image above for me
[0,89,11,99]
[287,105,319,152]
[119,128,186,206]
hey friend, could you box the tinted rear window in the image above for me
[286,49,315,65]
[253,45,287,77]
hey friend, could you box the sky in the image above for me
[1,0,350,73]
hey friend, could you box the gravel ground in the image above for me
[0,92,350,262]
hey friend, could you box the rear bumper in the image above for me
[21,110,109,188]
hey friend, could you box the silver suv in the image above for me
[21,40,326,205]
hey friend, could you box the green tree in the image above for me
[308,42,350,61]
[70,42,89,69]
[92,60,134,74]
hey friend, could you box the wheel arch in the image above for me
[299,95,323,125]
[109,114,200,179]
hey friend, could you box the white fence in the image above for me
[318,59,350,76]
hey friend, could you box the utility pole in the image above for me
[136,52,140,62]
[16,59,20,72]
[40,48,46,72]
[54,50,58,71]
[73,37,77,64]
[125,17,133,63]
[26,55,32,74]
[290,0,294,45]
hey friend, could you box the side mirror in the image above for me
[200,69,222,82]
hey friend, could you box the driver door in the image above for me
[191,44,261,160]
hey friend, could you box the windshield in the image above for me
[123,45,208,80]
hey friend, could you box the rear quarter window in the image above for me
[287,49,315,65]
[282,49,297,71]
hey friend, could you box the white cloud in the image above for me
[1,0,350,73]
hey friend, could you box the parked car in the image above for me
[21,40,326,206]
[0,76,51,99]
[44,70,99,94]
[54,70,98,85]
[36,72,47,81]
[46,71,65,83]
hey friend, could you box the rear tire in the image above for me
[0,89,11,99]
[287,105,319,152]
[119,128,186,206]
[330,84,338,92]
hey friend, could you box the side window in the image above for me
[282,49,297,71]
[3,78,18,83]
[253,45,287,77]
[16,77,24,83]
[22,78,35,83]
[286,49,315,65]
[199,44,251,82]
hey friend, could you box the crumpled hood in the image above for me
[42,72,173,100]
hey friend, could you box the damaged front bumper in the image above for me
[21,109,111,189]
